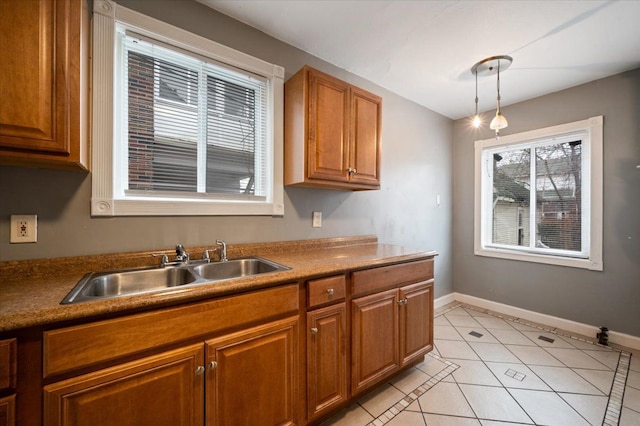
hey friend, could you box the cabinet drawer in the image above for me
[352,259,433,297]
[44,284,299,378]
[0,338,17,392]
[308,275,346,308]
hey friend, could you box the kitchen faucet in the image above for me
[175,244,190,264]
[216,240,228,262]
[203,240,228,262]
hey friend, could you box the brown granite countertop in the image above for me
[0,236,437,333]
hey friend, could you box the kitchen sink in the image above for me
[61,257,290,304]
[191,257,286,281]
[81,267,198,297]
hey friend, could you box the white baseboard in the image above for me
[434,292,640,351]
[434,292,456,309]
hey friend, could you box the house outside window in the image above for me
[91,1,285,216]
[474,117,603,270]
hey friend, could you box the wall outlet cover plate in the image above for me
[10,214,37,243]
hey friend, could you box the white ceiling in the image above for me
[199,0,640,120]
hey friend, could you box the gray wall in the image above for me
[452,68,640,336]
[0,0,453,297]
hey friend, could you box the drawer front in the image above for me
[43,284,299,378]
[352,259,434,297]
[0,338,17,392]
[308,275,346,308]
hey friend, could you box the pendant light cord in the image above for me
[475,69,479,116]
[496,60,501,114]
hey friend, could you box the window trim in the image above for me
[91,0,285,216]
[474,116,603,271]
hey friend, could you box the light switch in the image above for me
[312,211,322,228]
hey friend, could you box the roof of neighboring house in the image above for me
[493,171,531,203]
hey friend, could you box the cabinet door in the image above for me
[351,288,399,395]
[0,395,15,426]
[307,69,350,183]
[307,304,347,420]
[0,0,88,169]
[349,88,381,186]
[0,339,16,393]
[399,281,434,366]
[206,316,298,426]
[43,344,204,426]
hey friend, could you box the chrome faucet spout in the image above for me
[216,240,228,262]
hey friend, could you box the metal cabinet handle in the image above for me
[196,366,205,375]
[209,361,217,370]
[311,327,318,335]
[326,288,334,296]
[397,298,408,306]
[346,167,357,174]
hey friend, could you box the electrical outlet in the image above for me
[10,215,37,243]
[312,211,322,228]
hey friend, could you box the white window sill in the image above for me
[474,247,603,271]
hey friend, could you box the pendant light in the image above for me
[471,55,513,136]
[472,70,481,128]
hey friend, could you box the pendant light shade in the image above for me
[471,55,512,135]
[490,112,508,130]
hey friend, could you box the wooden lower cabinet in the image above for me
[0,395,16,426]
[43,317,300,426]
[306,304,347,421]
[206,316,298,426]
[351,280,434,396]
[351,288,399,395]
[399,281,434,365]
[43,344,204,426]
[0,337,17,426]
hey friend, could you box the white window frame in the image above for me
[91,0,285,216]
[474,116,603,270]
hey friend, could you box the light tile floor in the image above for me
[322,302,638,426]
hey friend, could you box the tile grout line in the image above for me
[364,348,460,425]
[456,303,632,426]
[603,350,631,426]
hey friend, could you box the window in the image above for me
[474,117,603,270]
[91,2,284,216]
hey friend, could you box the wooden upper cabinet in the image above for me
[307,71,350,183]
[349,88,381,186]
[285,66,381,190]
[0,0,89,170]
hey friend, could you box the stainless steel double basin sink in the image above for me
[61,257,290,304]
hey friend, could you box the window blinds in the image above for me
[123,32,268,198]
[488,134,586,258]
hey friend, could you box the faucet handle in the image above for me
[152,253,169,267]
[203,249,214,261]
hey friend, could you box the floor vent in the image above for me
[538,335,555,343]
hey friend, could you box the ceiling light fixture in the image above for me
[471,55,513,136]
